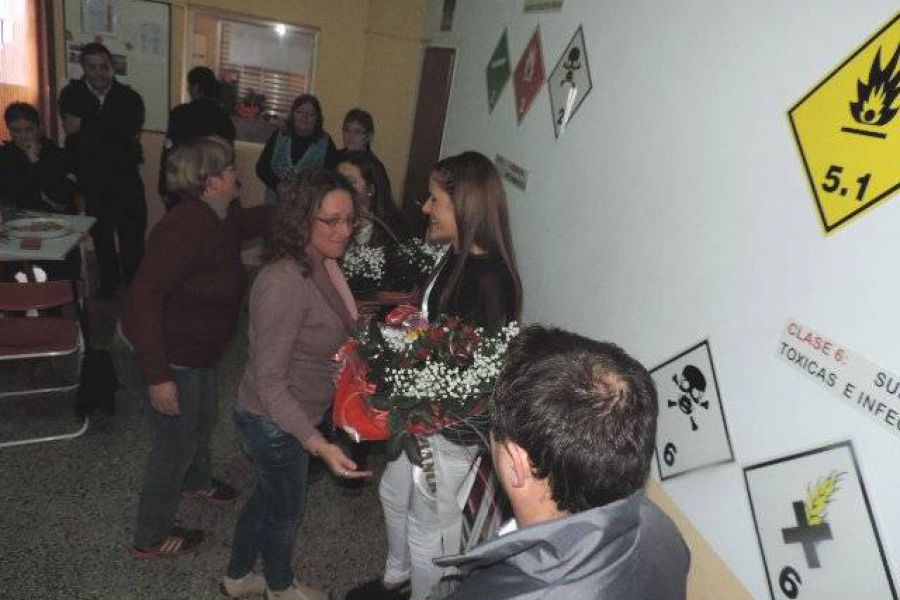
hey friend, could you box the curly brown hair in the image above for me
[261,167,357,277]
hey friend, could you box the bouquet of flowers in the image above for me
[341,244,386,292]
[332,309,520,454]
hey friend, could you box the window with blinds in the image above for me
[189,9,318,143]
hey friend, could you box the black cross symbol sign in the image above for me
[781,500,833,568]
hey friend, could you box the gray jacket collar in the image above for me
[438,491,642,576]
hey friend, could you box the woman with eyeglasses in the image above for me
[114,135,272,559]
[335,109,395,223]
[347,150,523,600]
[222,168,372,600]
[257,94,337,205]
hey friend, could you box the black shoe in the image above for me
[345,578,410,600]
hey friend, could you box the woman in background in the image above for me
[257,94,337,205]
[159,67,236,210]
[337,150,406,246]
[347,150,523,600]
[222,168,371,600]
[336,109,393,218]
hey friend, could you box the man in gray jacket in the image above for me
[432,325,690,600]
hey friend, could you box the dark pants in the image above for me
[84,171,146,291]
[227,409,309,591]
[110,331,218,549]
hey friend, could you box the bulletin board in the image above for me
[62,0,170,132]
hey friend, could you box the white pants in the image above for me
[379,434,480,600]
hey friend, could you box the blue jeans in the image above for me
[110,330,218,549]
[227,409,310,591]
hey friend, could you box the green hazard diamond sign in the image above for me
[486,29,511,113]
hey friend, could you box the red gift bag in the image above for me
[332,341,391,441]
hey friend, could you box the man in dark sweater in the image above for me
[58,42,146,299]
[432,325,690,600]
[158,67,236,210]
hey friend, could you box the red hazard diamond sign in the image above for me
[513,27,546,124]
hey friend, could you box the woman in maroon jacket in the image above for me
[113,135,270,559]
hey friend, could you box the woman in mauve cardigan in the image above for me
[114,136,271,560]
[222,168,371,600]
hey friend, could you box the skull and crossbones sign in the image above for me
[667,365,709,431]
[561,46,581,89]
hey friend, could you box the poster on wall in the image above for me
[524,0,563,13]
[513,27,546,124]
[495,154,528,192]
[440,0,456,32]
[744,441,897,600]
[63,0,170,132]
[486,29,511,113]
[776,319,900,443]
[651,340,734,480]
[81,0,116,36]
[790,12,900,233]
[547,26,593,138]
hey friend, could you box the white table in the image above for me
[0,212,96,262]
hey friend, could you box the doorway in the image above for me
[401,46,456,236]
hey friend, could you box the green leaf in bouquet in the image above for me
[388,408,405,435]
[386,430,409,461]
[367,394,391,411]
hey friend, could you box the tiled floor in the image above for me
[0,292,389,599]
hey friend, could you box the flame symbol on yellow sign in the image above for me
[850,44,900,126]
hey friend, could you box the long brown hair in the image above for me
[262,168,356,277]
[431,151,522,319]
[337,150,406,243]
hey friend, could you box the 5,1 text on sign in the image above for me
[790,13,900,233]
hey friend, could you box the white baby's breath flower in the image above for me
[399,239,448,276]
[342,244,386,284]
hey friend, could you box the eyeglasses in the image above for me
[315,216,359,229]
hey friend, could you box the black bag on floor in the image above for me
[75,348,119,416]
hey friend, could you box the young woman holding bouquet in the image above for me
[348,151,522,600]
[222,168,372,600]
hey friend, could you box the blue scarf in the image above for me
[264,131,329,205]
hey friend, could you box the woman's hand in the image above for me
[317,443,373,480]
[148,381,180,416]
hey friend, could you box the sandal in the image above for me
[181,478,239,504]
[129,526,204,559]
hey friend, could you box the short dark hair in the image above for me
[4,102,39,126]
[491,325,658,513]
[187,66,220,99]
[79,42,113,63]
[287,94,324,137]
[343,108,375,136]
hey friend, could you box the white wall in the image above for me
[424,1,900,597]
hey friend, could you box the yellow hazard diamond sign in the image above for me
[790,14,900,233]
